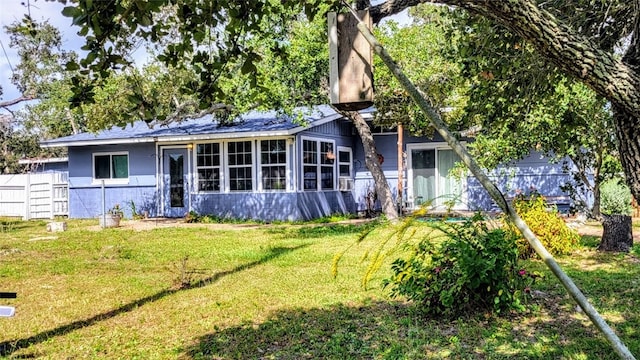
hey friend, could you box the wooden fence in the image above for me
[0,172,68,220]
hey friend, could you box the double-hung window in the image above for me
[196,143,221,191]
[93,152,129,182]
[302,138,335,191]
[260,139,287,191]
[338,147,352,178]
[228,141,253,191]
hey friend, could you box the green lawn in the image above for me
[0,218,639,359]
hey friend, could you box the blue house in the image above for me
[41,105,574,221]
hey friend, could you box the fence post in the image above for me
[24,173,31,221]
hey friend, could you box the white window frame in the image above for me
[258,138,290,192]
[226,140,255,192]
[195,142,222,193]
[301,137,336,191]
[406,142,467,210]
[337,146,353,179]
[92,151,129,185]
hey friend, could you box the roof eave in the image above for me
[40,112,345,148]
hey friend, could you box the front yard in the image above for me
[0,218,639,359]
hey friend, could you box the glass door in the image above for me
[163,148,189,217]
[410,147,463,209]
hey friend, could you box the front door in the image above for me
[162,148,189,217]
[409,147,464,209]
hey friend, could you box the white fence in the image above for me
[0,172,68,219]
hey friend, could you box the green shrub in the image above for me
[384,214,540,316]
[503,191,579,258]
[600,179,633,216]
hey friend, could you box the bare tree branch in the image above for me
[0,94,35,109]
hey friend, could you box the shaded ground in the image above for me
[575,220,640,244]
[88,217,374,232]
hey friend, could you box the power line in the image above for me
[0,38,14,74]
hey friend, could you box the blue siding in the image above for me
[353,129,575,213]
[191,191,354,221]
[68,143,159,218]
[69,186,158,218]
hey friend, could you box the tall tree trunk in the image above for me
[372,0,640,203]
[345,111,399,221]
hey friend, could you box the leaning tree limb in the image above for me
[348,5,636,359]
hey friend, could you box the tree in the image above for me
[0,16,77,171]
[57,0,401,219]
[440,10,619,218]
[59,0,640,214]
[369,0,640,207]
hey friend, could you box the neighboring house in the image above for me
[41,105,574,221]
[18,157,69,173]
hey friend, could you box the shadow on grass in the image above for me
[266,222,380,240]
[183,298,625,360]
[183,243,640,360]
[0,245,308,357]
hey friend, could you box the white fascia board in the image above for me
[18,157,69,164]
[40,137,156,148]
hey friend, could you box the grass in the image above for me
[0,218,639,359]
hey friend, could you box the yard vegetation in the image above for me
[0,217,639,359]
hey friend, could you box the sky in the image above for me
[0,0,410,115]
[0,0,79,109]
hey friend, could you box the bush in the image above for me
[600,179,632,216]
[384,214,539,316]
[503,191,579,258]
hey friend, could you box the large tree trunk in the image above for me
[346,111,399,221]
[372,0,640,204]
[599,214,634,252]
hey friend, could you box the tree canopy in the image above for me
[54,0,640,202]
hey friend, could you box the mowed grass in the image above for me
[0,217,639,359]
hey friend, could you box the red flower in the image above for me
[518,269,527,276]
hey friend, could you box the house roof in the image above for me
[41,105,344,148]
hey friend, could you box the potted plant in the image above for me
[100,204,124,228]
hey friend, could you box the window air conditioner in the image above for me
[338,177,354,191]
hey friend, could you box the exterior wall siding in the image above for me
[68,143,159,218]
[190,191,353,221]
[353,129,575,213]
[66,133,357,220]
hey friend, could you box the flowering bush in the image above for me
[502,190,579,258]
[384,214,541,316]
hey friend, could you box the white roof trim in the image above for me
[18,157,69,164]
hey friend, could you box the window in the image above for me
[338,147,352,178]
[196,143,221,192]
[302,138,335,191]
[228,141,253,191]
[260,139,287,191]
[93,152,128,181]
[320,141,335,190]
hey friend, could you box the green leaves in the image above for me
[385,214,536,316]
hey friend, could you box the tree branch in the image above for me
[372,0,640,120]
[0,94,36,109]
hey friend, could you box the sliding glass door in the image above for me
[409,146,464,209]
